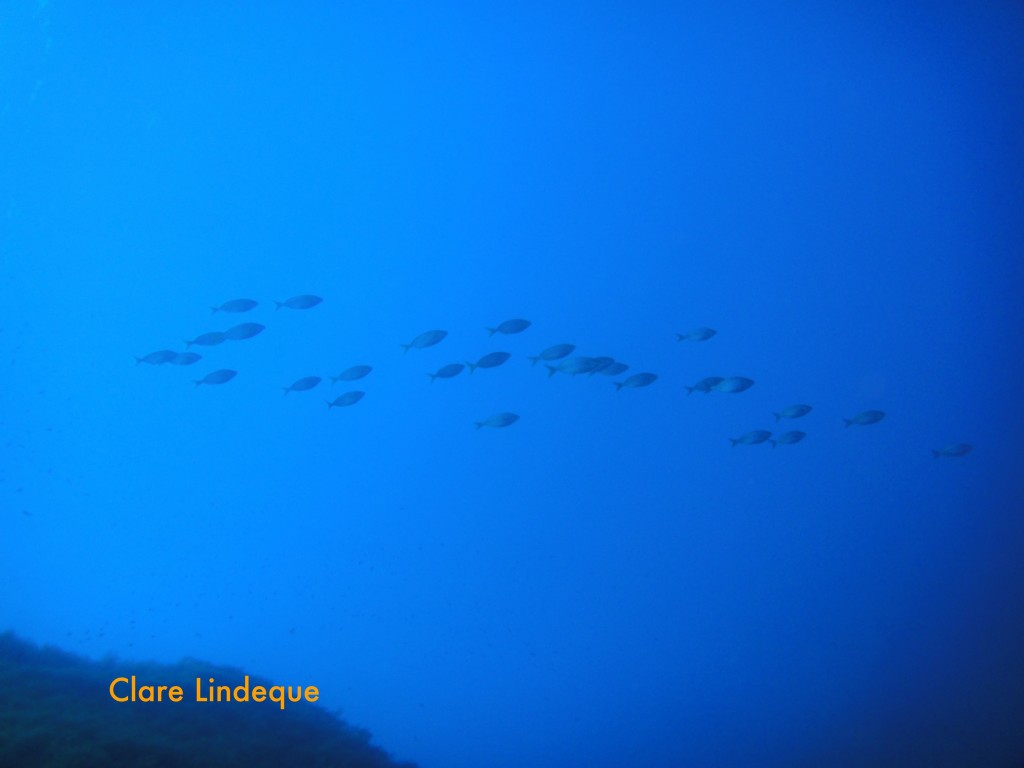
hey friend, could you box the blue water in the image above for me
[3,2,1023,766]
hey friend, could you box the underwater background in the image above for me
[2,2,1023,766]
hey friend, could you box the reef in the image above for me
[0,631,417,768]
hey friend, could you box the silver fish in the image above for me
[712,377,754,393]
[194,369,237,387]
[428,363,465,382]
[546,356,601,377]
[676,327,716,342]
[326,391,365,408]
[283,376,322,394]
[135,349,178,366]
[401,329,447,352]
[770,431,806,447]
[223,322,265,341]
[686,376,724,395]
[274,294,322,310]
[467,351,511,373]
[487,318,531,336]
[475,412,519,429]
[844,410,885,427]
[211,298,258,314]
[185,331,226,348]
[528,343,575,366]
[730,430,771,447]
[331,365,372,384]
[774,404,812,421]
[615,372,657,390]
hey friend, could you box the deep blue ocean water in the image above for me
[2,2,1023,766]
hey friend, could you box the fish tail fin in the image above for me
[474,421,483,430]
[427,373,436,383]
[770,440,777,448]
[545,365,557,378]
[729,438,738,447]
[614,382,624,391]
[193,380,202,388]
[329,376,339,385]
[134,356,143,365]
[487,327,497,336]
[400,343,410,353]
[528,356,539,366]
[676,334,684,342]
[466,362,477,374]
[274,301,284,310]
[843,418,852,427]
[685,387,694,395]
[283,388,290,395]
[326,400,334,409]
[184,340,193,349]
[773,413,780,422]
[931,450,940,459]
[210,306,219,314]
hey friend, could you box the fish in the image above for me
[184,331,226,348]
[730,430,772,447]
[475,412,519,429]
[931,443,972,458]
[774,404,812,421]
[134,349,178,366]
[194,369,237,387]
[587,357,616,375]
[466,351,511,373]
[843,410,885,427]
[211,298,258,314]
[712,377,754,393]
[487,318,531,336]
[170,352,203,366]
[527,343,575,366]
[330,365,372,384]
[615,372,658,390]
[598,362,629,376]
[223,322,265,341]
[676,327,716,342]
[428,363,465,382]
[546,356,601,377]
[274,294,322,310]
[326,391,365,409]
[283,376,322,395]
[686,376,724,395]
[401,329,447,352]
[770,431,806,447]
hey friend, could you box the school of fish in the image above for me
[135,298,971,455]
